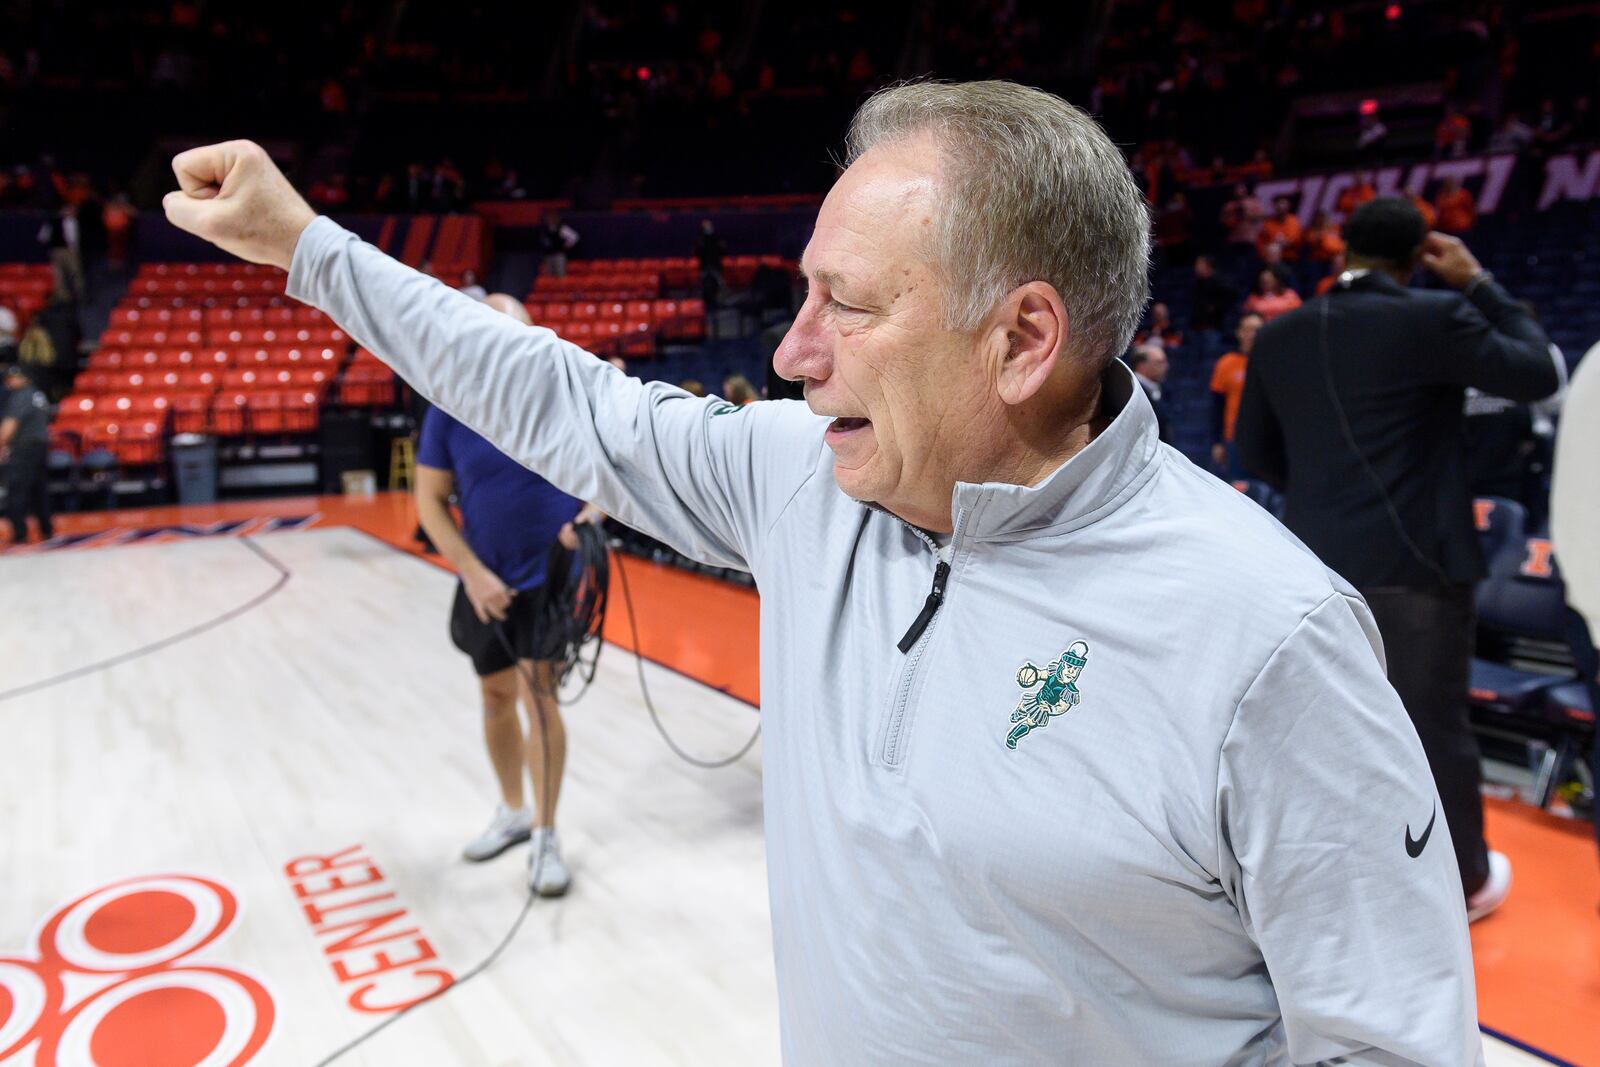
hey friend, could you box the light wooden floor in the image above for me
[0,528,777,1066]
[0,519,1582,1066]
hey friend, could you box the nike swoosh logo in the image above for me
[1405,805,1437,858]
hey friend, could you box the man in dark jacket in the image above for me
[1235,197,1562,921]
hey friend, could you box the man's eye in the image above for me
[830,299,861,314]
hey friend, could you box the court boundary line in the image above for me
[345,525,761,710]
[1480,1024,1582,1066]
[0,537,291,704]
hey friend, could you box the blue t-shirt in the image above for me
[417,409,583,591]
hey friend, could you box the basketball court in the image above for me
[1,494,1595,1065]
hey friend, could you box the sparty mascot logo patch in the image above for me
[1006,640,1089,750]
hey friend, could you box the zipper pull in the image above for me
[897,555,952,653]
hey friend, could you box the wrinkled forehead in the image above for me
[802,140,943,286]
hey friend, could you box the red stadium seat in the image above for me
[337,364,394,407]
[223,369,263,390]
[599,302,626,320]
[156,347,201,368]
[572,302,599,321]
[210,392,249,435]
[170,392,212,434]
[87,350,125,371]
[175,369,220,393]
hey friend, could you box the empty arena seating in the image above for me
[523,254,794,354]
[53,262,369,461]
[0,263,54,331]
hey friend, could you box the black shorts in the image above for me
[449,581,565,676]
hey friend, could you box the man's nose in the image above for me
[772,306,830,384]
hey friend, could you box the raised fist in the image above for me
[162,140,317,271]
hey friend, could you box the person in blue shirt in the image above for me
[414,294,602,896]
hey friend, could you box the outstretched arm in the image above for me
[163,141,824,574]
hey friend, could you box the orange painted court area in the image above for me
[14,491,1600,1063]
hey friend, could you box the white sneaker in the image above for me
[528,828,572,897]
[462,804,533,862]
[1467,850,1512,923]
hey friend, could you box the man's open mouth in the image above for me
[829,417,870,433]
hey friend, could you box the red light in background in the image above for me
[1360,99,1379,116]
[637,66,651,80]
[1385,4,1401,19]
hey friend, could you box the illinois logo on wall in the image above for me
[0,873,274,1065]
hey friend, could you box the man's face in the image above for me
[1061,662,1081,683]
[1140,348,1168,383]
[775,138,1002,516]
[1237,314,1262,353]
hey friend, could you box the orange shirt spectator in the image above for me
[1209,312,1263,472]
[1337,177,1377,217]
[1302,211,1345,262]
[1435,108,1472,158]
[1211,352,1249,441]
[1256,197,1303,261]
[1435,179,1476,234]
[1410,195,1437,231]
[1243,268,1302,322]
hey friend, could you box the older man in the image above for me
[164,83,1481,1065]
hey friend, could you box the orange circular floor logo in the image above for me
[0,874,274,1065]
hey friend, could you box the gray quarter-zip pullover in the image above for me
[290,217,1483,1066]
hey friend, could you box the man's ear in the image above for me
[990,282,1068,406]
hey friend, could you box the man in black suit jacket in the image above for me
[1129,343,1173,445]
[1235,197,1561,920]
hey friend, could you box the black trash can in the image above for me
[171,433,219,504]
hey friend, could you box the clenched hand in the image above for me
[162,140,317,271]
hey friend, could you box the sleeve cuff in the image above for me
[285,215,345,304]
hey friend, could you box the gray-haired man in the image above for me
[163,82,1482,1065]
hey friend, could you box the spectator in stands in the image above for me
[0,363,53,545]
[1256,197,1302,263]
[1486,111,1534,154]
[103,192,135,269]
[18,288,80,401]
[677,379,706,397]
[37,204,83,300]
[1129,344,1172,444]
[1410,193,1437,231]
[538,211,580,278]
[1209,312,1260,479]
[722,374,758,405]
[1189,255,1238,334]
[414,294,603,897]
[1435,104,1472,159]
[1336,172,1377,217]
[1303,211,1345,265]
[1315,251,1347,296]
[1219,183,1263,265]
[458,269,487,301]
[695,218,727,306]
[1137,302,1182,349]
[1532,99,1570,152]
[1434,177,1476,235]
[1243,268,1301,322]
[1234,197,1563,921]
